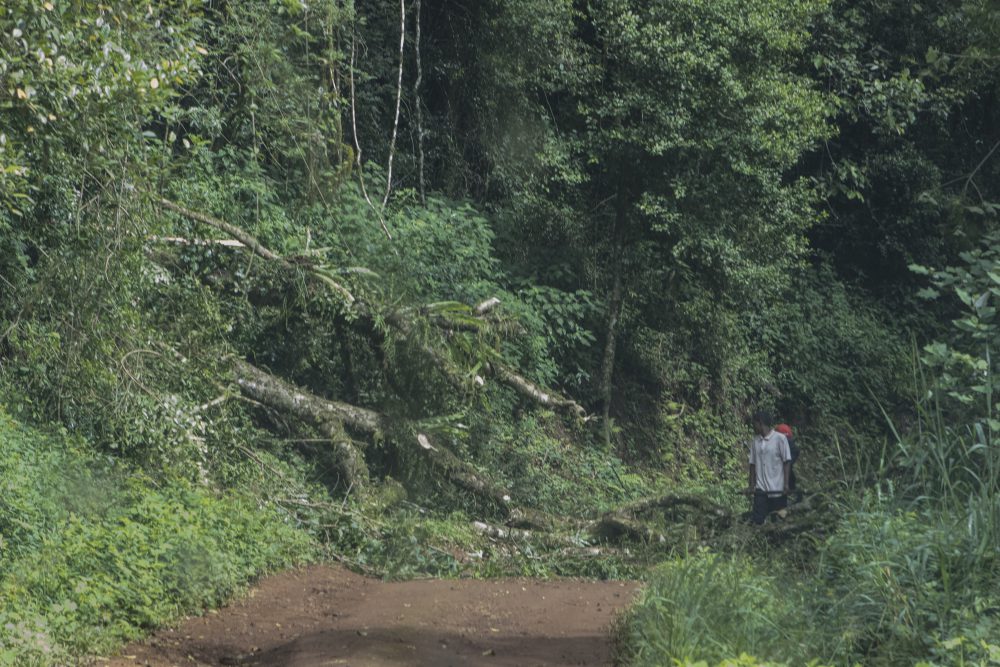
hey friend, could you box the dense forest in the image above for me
[1,0,999,664]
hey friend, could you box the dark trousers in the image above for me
[751,491,787,525]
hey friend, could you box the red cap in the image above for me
[775,423,793,437]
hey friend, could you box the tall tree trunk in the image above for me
[599,187,627,448]
[600,262,623,448]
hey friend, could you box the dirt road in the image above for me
[101,565,638,667]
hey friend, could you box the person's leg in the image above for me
[765,495,788,521]
[751,491,769,525]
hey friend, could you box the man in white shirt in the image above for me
[747,411,792,525]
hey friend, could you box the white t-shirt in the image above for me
[749,430,792,496]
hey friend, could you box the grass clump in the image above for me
[0,409,315,665]
[614,549,819,667]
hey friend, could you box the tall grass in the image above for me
[613,550,821,666]
[804,354,1000,664]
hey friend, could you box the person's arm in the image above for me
[748,463,756,493]
[783,461,791,495]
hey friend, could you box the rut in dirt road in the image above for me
[103,565,639,667]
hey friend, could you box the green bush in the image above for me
[0,409,315,665]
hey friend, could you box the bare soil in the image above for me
[99,565,638,667]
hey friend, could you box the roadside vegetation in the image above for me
[1,0,998,665]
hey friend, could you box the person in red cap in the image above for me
[747,411,792,525]
[774,423,799,498]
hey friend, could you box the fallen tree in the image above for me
[161,197,828,552]
[233,359,829,548]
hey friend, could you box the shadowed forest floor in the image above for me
[99,566,638,667]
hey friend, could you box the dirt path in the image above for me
[100,565,638,667]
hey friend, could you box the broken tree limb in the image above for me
[470,520,589,548]
[149,235,246,248]
[488,363,588,419]
[159,198,356,304]
[159,198,283,263]
[471,521,534,541]
[411,432,515,510]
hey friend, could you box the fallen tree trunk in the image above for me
[233,359,375,489]
[232,358,537,516]
[234,359,385,434]
[236,356,824,547]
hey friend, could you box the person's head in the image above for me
[775,423,793,438]
[751,411,773,437]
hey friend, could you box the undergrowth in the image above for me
[0,409,315,666]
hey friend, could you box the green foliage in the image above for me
[813,503,1000,665]
[502,285,598,389]
[616,550,819,666]
[0,408,314,665]
[0,0,204,212]
[471,408,656,515]
[1,1,998,665]
[914,231,1000,409]
[769,265,909,430]
[807,0,1000,301]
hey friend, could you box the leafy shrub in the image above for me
[0,409,314,665]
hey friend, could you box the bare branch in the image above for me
[490,363,588,419]
[158,197,356,304]
[159,198,282,262]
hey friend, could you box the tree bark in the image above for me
[232,359,375,489]
[599,249,624,448]
[234,359,385,434]
[599,182,627,448]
